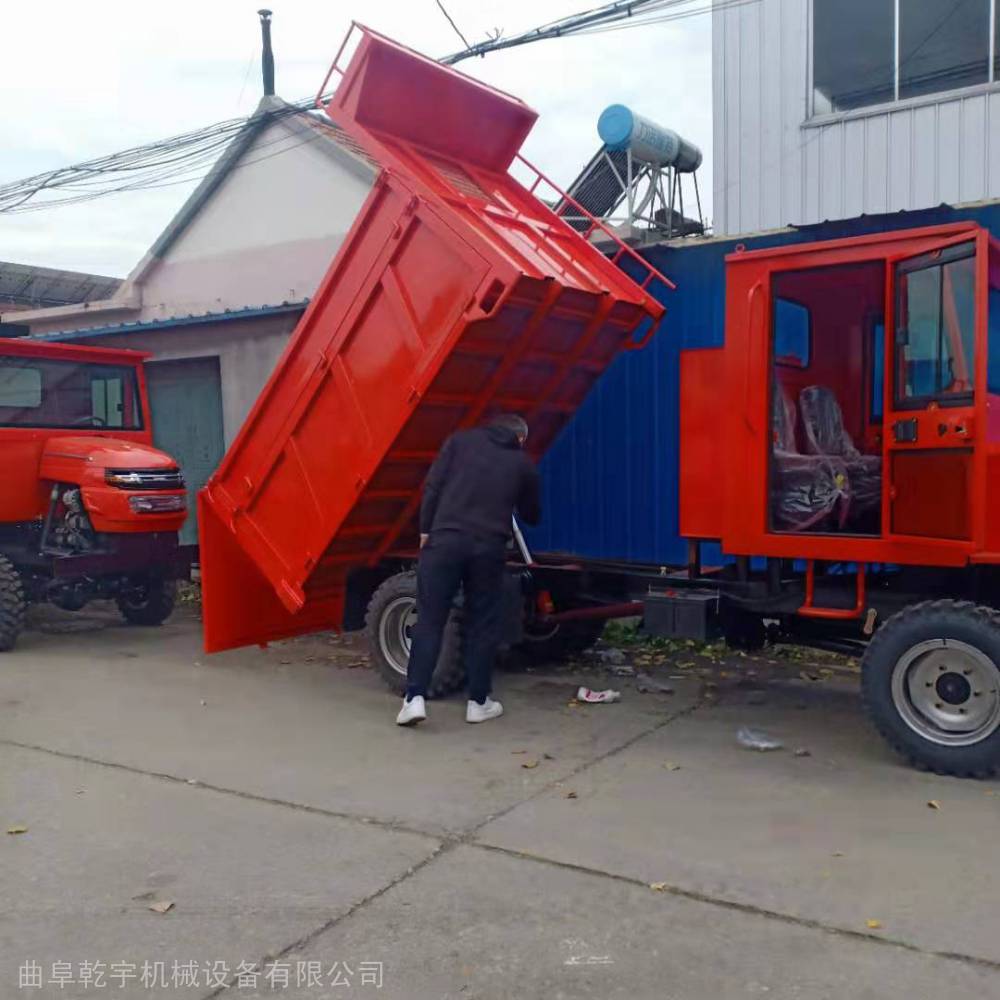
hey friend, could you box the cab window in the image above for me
[895,243,976,407]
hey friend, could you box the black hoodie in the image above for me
[419,425,541,542]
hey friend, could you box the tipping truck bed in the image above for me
[198,24,673,653]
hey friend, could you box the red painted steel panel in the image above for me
[200,26,672,652]
[683,222,989,570]
[679,348,725,539]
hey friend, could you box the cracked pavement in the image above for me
[3,606,1000,999]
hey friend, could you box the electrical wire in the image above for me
[435,0,472,49]
[441,0,750,63]
[1,0,732,216]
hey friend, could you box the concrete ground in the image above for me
[2,605,1000,1000]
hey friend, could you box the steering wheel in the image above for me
[70,415,107,427]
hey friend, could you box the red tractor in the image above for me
[678,222,1000,775]
[0,338,187,650]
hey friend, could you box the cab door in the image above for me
[886,238,980,543]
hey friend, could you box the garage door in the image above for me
[146,357,225,547]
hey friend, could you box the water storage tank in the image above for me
[597,104,702,173]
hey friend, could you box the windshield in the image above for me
[0,356,144,429]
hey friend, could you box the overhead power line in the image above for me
[442,0,756,63]
[435,0,472,49]
[1,0,730,216]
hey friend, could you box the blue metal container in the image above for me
[526,203,1000,566]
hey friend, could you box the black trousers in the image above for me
[406,530,506,703]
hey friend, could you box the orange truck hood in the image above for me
[40,436,177,473]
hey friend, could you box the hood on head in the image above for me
[485,424,521,449]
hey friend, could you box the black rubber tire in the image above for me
[861,599,1000,777]
[513,618,606,665]
[364,571,465,698]
[0,556,26,652]
[116,578,177,627]
[723,611,766,652]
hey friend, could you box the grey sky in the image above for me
[0,0,712,277]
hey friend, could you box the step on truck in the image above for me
[0,338,188,649]
[197,24,673,689]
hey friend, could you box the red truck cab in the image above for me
[0,337,187,649]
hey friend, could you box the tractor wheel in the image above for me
[116,578,177,627]
[0,556,26,652]
[862,600,1000,777]
[364,571,465,698]
[513,618,606,665]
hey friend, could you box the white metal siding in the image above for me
[712,0,1000,236]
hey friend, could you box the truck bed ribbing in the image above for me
[198,23,674,653]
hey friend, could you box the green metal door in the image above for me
[146,357,225,547]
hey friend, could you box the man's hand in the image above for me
[420,533,429,549]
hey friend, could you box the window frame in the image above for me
[0,358,145,430]
[809,0,999,120]
[893,241,978,412]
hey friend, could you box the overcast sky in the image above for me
[0,0,712,277]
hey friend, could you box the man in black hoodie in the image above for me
[396,414,541,726]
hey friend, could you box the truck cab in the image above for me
[0,338,187,649]
[679,222,1000,775]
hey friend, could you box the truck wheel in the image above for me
[514,618,606,664]
[862,600,1000,777]
[0,556,26,652]
[723,610,766,652]
[116,578,177,627]
[364,571,465,698]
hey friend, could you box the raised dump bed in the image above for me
[199,24,673,652]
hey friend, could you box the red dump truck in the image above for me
[0,338,187,649]
[198,25,674,692]
[198,23,1000,776]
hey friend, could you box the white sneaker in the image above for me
[466,696,503,724]
[396,695,427,726]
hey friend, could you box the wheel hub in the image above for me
[935,671,972,706]
[891,639,1000,746]
[377,597,418,677]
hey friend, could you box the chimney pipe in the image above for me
[258,9,275,97]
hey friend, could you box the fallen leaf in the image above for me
[866,919,883,930]
[6,825,27,835]
[649,882,668,892]
[148,900,175,914]
[521,759,539,769]
[927,800,940,810]
[565,791,578,799]
[663,762,681,771]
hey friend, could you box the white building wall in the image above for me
[712,0,1000,236]
[133,122,374,321]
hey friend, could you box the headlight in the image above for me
[106,471,145,488]
[128,495,187,514]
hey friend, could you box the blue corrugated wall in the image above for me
[526,203,1000,566]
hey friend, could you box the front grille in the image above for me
[106,468,185,490]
